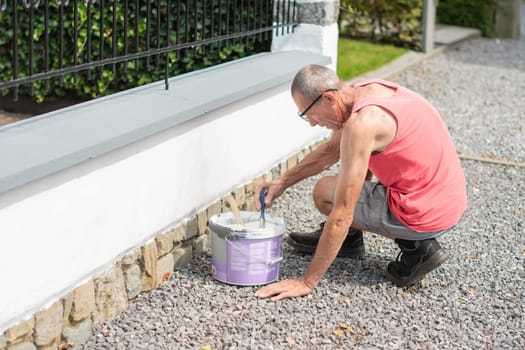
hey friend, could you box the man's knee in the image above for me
[313,176,336,213]
[313,176,336,198]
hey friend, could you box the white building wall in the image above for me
[272,23,339,70]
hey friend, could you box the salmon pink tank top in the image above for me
[352,79,467,232]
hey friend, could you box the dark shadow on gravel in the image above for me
[284,250,393,286]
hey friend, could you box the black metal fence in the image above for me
[0,0,296,101]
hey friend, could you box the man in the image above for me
[254,64,467,301]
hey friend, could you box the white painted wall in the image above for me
[0,83,330,332]
[272,23,339,70]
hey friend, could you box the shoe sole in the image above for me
[287,237,365,258]
[385,249,449,287]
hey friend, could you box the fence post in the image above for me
[271,0,340,70]
[422,0,437,53]
[493,0,521,39]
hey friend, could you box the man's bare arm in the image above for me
[301,116,375,288]
[278,130,342,189]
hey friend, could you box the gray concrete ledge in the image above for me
[0,51,330,194]
[434,25,482,46]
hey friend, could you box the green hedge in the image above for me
[0,1,271,103]
[338,0,423,50]
[436,0,495,37]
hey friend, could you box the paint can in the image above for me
[209,211,285,286]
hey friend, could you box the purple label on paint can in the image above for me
[225,236,281,285]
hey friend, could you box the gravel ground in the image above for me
[80,37,525,349]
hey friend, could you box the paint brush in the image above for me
[259,188,266,228]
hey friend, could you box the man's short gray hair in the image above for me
[291,64,342,100]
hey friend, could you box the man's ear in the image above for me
[325,91,338,106]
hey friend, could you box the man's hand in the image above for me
[254,279,314,301]
[255,180,286,210]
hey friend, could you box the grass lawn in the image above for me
[337,37,408,81]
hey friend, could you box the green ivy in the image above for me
[0,0,272,103]
[338,0,423,50]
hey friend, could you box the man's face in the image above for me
[294,90,341,130]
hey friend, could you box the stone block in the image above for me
[92,265,128,325]
[255,175,265,187]
[0,335,6,350]
[62,319,93,346]
[62,293,73,324]
[170,217,199,243]
[124,264,141,300]
[271,166,281,181]
[197,210,208,236]
[287,155,298,170]
[4,318,35,343]
[297,149,307,163]
[121,248,142,267]
[7,342,36,350]
[192,235,208,257]
[244,180,256,199]
[70,280,95,323]
[156,253,175,287]
[280,160,288,175]
[155,231,174,258]
[207,200,222,219]
[140,241,158,291]
[173,243,193,269]
[170,224,185,243]
[34,300,63,346]
[184,217,199,240]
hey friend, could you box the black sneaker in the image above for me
[287,222,365,258]
[385,238,448,287]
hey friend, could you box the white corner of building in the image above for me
[272,23,339,71]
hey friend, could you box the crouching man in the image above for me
[255,64,467,301]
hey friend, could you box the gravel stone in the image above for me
[80,36,525,350]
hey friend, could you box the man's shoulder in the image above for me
[345,108,382,135]
[347,105,397,152]
[352,105,392,122]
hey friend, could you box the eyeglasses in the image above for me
[297,88,338,121]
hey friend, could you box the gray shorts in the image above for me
[345,182,450,240]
